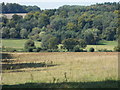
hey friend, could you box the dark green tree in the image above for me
[9,28,18,38]
[24,40,36,52]
[20,28,28,39]
[62,38,86,51]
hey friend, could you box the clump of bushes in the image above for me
[89,47,95,52]
[47,49,60,52]
[98,49,112,52]
[114,46,120,52]
[73,45,87,52]
[24,40,36,52]
[32,47,42,52]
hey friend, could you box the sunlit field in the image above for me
[2,39,41,49]
[2,39,117,51]
[2,52,118,88]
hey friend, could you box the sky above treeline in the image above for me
[3,0,119,9]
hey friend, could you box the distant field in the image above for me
[0,13,27,19]
[2,39,117,51]
[2,52,118,88]
[86,40,118,51]
[2,39,41,49]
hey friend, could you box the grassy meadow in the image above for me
[2,39,41,49]
[86,40,118,51]
[2,39,118,51]
[2,52,118,88]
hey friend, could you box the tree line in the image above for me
[0,2,41,13]
[0,2,119,52]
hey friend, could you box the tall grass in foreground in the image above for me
[2,52,118,88]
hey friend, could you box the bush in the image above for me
[36,47,42,52]
[89,47,94,52]
[32,47,42,52]
[24,47,34,52]
[114,46,120,52]
[73,46,85,52]
[40,47,47,52]
[98,49,112,52]
[33,49,37,52]
[47,49,53,52]
[73,45,81,52]
[24,40,36,52]
[47,49,59,52]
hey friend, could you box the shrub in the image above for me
[47,49,59,52]
[33,49,37,52]
[114,46,120,52]
[24,47,34,52]
[73,45,81,52]
[98,49,112,52]
[40,47,47,52]
[47,49,53,52]
[36,47,42,52]
[89,47,94,52]
[24,40,36,52]
[62,38,87,51]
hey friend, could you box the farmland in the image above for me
[2,52,118,88]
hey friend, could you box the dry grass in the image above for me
[0,13,27,19]
[2,52,118,87]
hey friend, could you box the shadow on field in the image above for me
[1,53,13,59]
[96,43,106,45]
[2,63,57,70]
[2,80,119,88]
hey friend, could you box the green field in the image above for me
[1,39,118,51]
[2,52,118,88]
[86,40,118,51]
[2,39,41,49]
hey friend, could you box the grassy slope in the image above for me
[86,40,118,51]
[2,52,118,88]
[2,39,41,49]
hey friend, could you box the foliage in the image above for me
[41,35,59,49]
[98,49,113,52]
[73,45,84,52]
[0,2,41,13]
[0,2,119,52]
[114,46,120,52]
[62,38,86,51]
[89,47,95,52]
[24,40,36,52]
[82,28,100,45]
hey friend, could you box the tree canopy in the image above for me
[0,2,119,50]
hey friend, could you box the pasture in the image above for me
[86,40,118,51]
[2,39,118,51]
[2,52,118,88]
[2,39,41,49]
